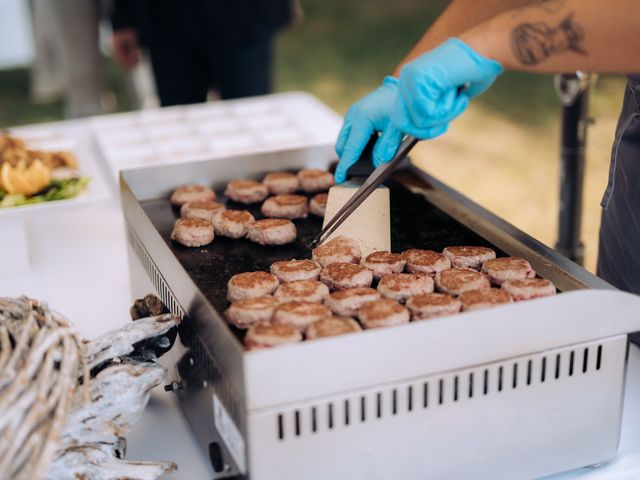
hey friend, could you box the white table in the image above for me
[2,94,640,479]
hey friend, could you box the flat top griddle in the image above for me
[140,174,499,338]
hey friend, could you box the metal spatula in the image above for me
[309,135,418,249]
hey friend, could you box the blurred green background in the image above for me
[0,0,627,271]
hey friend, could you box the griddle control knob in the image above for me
[208,441,225,473]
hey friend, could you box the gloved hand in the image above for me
[392,38,503,138]
[335,77,447,183]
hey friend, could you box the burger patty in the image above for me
[244,323,302,350]
[224,295,279,329]
[224,179,269,204]
[272,301,332,331]
[406,293,462,320]
[435,268,491,296]
[170,184,216,206]
[261,194,309,219]
[403,249,451,276]
[246,218,297,245]
[213,210,255,239]
[311,236,362,267]
[481,257,536,285]
[377,273,434,302]
[309,193,328,217]
[227,271,279,302]
[306,316,362,340]
[297,169,335,192]
[362,251,406,279]
[270,259,322,283]
[262,172,300,194]
[501,278,557,301]
[460,288,512,311]
[357,299,410,329]
[274,279,330,303]
[320,263,373,290]
[442,246,496,270]
[180,201,225,222]
[170,217,214,247]
[324,287,381,317]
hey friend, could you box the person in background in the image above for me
[110,0,293,106]
[335,0,640,295]
[28,0,107,118]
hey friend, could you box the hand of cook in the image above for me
[334,38,504,183]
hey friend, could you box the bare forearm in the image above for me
[394,0,535,75]
[460,0,640,72]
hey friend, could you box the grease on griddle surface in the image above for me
[140,177,500,341]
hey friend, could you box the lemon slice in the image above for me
[0,159,51,196]
[0,162,17,194]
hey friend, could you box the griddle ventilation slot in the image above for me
[126,225,184,318]
[274,344,605,441]
[127,224,244,428]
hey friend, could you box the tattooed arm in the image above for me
[394,0,536,74]
[458,0,640,72]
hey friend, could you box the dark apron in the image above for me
[597,75,640,294]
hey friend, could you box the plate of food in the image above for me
[0,130,103,213]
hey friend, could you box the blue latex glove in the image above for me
[335,77,446,182]
[392,38,503,138]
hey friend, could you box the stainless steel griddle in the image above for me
[120,145,640,480]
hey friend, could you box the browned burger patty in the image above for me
[357,298,410,329]
[320,263,373,290]
[262,172,300,194]
[246,218,297,245]
[227,271,279,302]
[261,194,309,219]
[481,257,536,285]
[224,295,279,329]
[306,316,362,340]
[272,301,332,331]
[460,288,512,311]
[170,184,216,206]
[213,210,255,239]
[297,169,335,192]
[244,323,302,350]
[309,193,328,217]
[180,201,225,222]
[170,218,214,247]
[406,293,462,320]
[274,279,330,303]
[377,273,434,302]
[442,246,496,270]
[403,249,451,276]
[270,259,322,283]
[501,278,557,301]
[362,251,406,279]
[324,287,381,316]
[224,179,269,204]
[435,268,490,296]
[311,235,361,267]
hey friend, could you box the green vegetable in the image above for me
[0,177,90,209]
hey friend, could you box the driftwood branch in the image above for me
[0,295,181,480]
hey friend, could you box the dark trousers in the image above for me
[597,80,640,295]
[148,39,273,106]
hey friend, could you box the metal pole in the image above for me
[554,73,591,265]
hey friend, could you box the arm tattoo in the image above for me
[511,13,587,66]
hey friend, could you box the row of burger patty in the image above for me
[227,237,557,350]
[168,169,334,247]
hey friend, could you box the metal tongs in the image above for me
[308,135,418,249]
